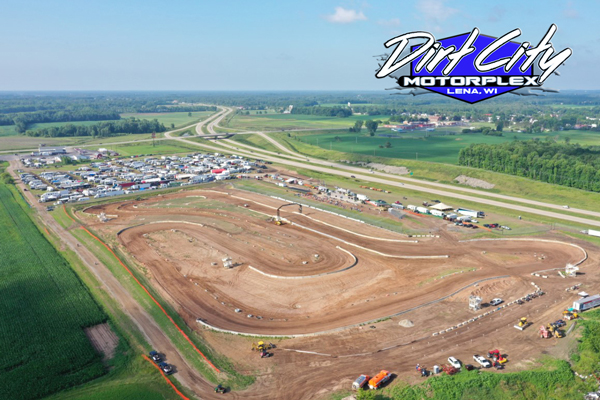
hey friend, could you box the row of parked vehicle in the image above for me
[483,223,511,230]
[149,350,174,375]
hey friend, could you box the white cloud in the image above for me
[563,2,580,19]
[415,0,458,25]
[377,18,401,27]
[326,7,367,24]
[488,6,506,23]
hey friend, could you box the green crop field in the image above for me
[104,139,201,156]
[293,129,600,164]
[0,184,107,400]
[121,111,214,129]
[225,113,389,131]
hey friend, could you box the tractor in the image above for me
[487,350,500,361]
[214,384,227,394]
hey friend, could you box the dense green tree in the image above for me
[365,120,379,136]
[459,140,600,191]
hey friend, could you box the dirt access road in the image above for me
[6,161,241,400]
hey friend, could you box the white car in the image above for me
[448,356,461,369]
[563,205,570,209]
[473,354,491,368]
[490,298,503,306]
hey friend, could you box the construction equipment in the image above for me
[251,341,275,352]
[540,325,551,338]
[441,365,458,375]
[554,329,565,338]
[274,203,302,225]
[514,317,531,331]
[563,310,579,320]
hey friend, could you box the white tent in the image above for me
[430,202,453,211]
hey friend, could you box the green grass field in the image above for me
[121,111,213,129]
[294,129,600,164]
[0,184,107,400]
[105,139,202,156]
[225,113,389,131]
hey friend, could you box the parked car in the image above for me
[464,364,476,371]
[473,355,492,368]
[448,357,461,369]
[490,298,503,306]
[149,350,162,363]
[158,362,173,375]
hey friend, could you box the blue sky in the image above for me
[0,0,597,90]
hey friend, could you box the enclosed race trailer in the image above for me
[457,208,485,218]
[573,294,600,312]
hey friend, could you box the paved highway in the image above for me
[167,106,600,228]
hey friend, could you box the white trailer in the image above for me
[588,229,600,238]
[457,215,472,222]
[416,206,429,214]
[573,294,600,312]
[356,194,369,202]
[407,204,417,211]
[430,209,445,217]
[456,208,485,218]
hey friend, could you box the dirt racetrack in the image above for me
[84,187,587,336]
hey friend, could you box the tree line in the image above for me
[24,118,166,138]
[458,140,600,192]
[291,106,352,118]
[9,110,121,132]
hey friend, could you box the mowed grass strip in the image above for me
[0,185,107,400]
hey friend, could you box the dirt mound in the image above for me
[454,175,495,189]
[367,163,410,175]
[398,319,414,328]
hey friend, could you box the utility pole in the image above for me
[416,152,418,161]
[330,142,332,150]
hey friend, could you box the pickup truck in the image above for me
[473,354,491,368]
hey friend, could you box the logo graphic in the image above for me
[375,25,572,103]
